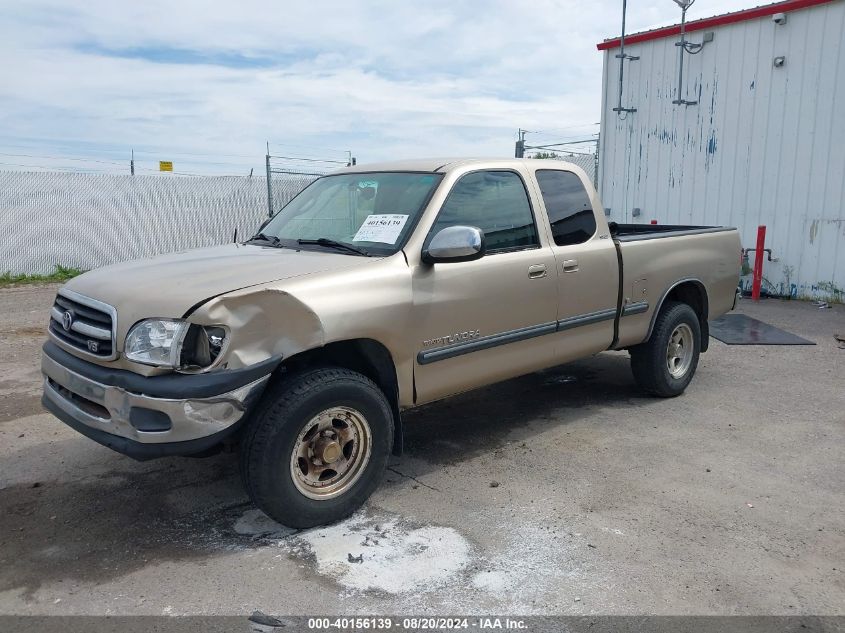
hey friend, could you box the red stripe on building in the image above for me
[597,0,837,50]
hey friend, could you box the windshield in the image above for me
[256,172,443,256]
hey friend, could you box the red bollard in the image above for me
[751,225,766,301]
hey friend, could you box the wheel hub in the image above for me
[666,323,694,379]
[313,436,342,464]
[290,406,373,500]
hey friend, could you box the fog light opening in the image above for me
[182,399,242,425]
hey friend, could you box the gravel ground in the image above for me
[0,284,843,616]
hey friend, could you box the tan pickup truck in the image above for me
[42,158,741,527]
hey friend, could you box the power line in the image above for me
[0,141,351,177]
[0,152,127,167]
[268,154,348,165]
[0,148,263,171]
[0,161,111,172]
[0,139,266,161]
[523,123,600,135]
[267,141,351,157]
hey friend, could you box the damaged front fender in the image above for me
[188,286,325,370]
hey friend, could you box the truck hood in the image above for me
[65,243,377,321]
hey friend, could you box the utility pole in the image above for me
[515,129,526,158]
[265,142,273,217]
[130,148,135,176]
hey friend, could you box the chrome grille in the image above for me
[48,290,116,359]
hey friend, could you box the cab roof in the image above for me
[333,157,586,175]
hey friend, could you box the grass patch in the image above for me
[0,265,85,287]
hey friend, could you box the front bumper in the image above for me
[41,341,280,460]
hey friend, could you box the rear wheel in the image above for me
[239,366,393,528]
[630,301,701,397]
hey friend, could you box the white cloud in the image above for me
[0,0,758,174]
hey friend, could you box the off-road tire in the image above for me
[630,301,701,397]
[239,366,393,528]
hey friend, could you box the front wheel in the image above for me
[239,367,393,528]
[630,301,701,397]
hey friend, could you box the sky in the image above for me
[0,0,761,175]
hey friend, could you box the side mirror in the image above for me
[422,226,485,264]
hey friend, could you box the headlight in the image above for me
[125,319,188,367]
[125,319,230,370]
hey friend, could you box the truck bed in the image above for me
[608,222,735,242]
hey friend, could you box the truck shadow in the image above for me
[398,351,651,467]
[0,352,650,597]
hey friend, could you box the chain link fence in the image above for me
[0,171,318,275]
[1,152,600,276]
[523,137,599,187]
[268,170,325,216]
[552,152,597,187]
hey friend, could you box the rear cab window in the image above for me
[428,170,539,253]
[535,170,596,246]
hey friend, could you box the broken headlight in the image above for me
[124,319,228,370]
[179,324,229,370]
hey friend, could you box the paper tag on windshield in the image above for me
[353,214,409,244]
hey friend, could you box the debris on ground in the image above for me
[248,610,286,631]
[835,333,845,349]
[813,301,831,309]
[490,481,500,488]
[233,508,295,538]
[747,503,754,508]
[347,552,364,563]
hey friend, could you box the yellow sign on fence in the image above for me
[159,161,173,172]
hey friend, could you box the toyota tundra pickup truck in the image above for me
[41,158,741,527]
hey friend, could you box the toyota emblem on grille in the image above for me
[61,310,73,332]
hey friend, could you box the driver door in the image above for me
[411,169,558,404]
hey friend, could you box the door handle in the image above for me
[528,264,547,279]
[562,259,579,273]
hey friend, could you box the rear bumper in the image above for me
[41,341,279,460]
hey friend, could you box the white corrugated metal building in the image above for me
[597,0,844,300]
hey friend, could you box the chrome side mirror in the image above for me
[422,226,485,264]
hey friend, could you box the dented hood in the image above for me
[65,243,377,323]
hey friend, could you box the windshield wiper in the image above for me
[296,238,371,257]
[246,232,284,248]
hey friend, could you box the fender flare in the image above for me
[645,278,710,352]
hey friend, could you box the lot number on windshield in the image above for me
[353,214,409,244]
